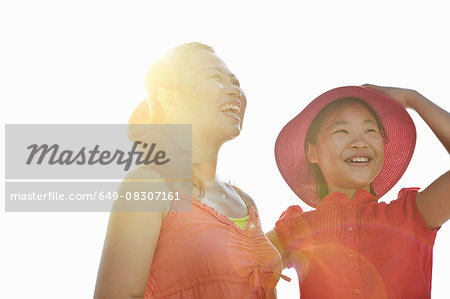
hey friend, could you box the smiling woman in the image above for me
[93,42,283,299]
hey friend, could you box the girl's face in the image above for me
[174,49,246,142]
[306,103,384,194]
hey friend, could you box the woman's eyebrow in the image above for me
[203,67,224,73]
[203,67,236,78]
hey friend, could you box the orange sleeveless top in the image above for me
[144,193,283,298]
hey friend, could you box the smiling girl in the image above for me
[267,85,450,298]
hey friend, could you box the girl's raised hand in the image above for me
[362,84,422,109]
[364,84,450,230]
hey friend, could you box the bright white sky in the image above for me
[1,1,449,298]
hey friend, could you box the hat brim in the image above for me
[275,86,416,208]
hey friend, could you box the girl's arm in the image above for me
[94,168,169,299]
[364,84,450,230]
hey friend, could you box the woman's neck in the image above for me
[193,163,218,184]
[192,141,220,184]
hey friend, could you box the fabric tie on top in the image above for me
[249,265,291,298]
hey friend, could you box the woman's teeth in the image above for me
[219,104,240,113]
[219,104,240,118]
[223,111,239,117]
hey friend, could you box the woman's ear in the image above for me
[156,88,178,111]
[306,142,318,163]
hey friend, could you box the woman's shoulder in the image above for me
[231,185,257,210]
[113,166,175,216]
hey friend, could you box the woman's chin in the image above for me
[220,124,242,140]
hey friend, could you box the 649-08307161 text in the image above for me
[9,191,181,201]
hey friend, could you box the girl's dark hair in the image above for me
[304,97,388,199]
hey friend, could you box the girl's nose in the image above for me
[350,135,369,149]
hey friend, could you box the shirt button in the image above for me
[348,253,354,260]
[354,288,361,295]
[347,227,354,232]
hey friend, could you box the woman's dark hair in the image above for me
[304,97,388,199]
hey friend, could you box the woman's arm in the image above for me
[266,230,286,269]
[266,230,283,255]
[267,229,310,281]
[94,168,169,299]
[364,84,450,230]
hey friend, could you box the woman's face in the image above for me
[306,103,384,193]
[174,49,246,142]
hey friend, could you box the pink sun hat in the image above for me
[275,86,416,208]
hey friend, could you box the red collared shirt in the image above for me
[275,188,438,299]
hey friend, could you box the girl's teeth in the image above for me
[350,157,369,162]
